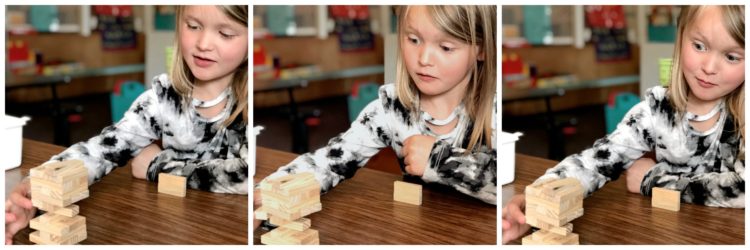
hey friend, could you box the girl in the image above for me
[502,5,744,243]
[254,5,497,229]
[5,5,249,244]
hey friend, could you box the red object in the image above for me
[253,45,267,66]
[7,40,30,62]
[329,6,369,20]
[305,117,321,127]
[502,53,524,75]
[563,126,577,135]
[68,114,83,123]
[94,6,133,17]
[585,6,626,29]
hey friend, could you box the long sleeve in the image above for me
[145,123,249,194]
[265,98,389,193]
[535,100,654,196]
[640,159,744,208]
[50,89,161,184]
[421,100,498,204]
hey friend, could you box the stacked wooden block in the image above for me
[28,160,90,245]
[255,173,322,245]
[523,178,583,245]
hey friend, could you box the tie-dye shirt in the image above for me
[535,86,744,208]
[263,84,497,204]
[50,74,248,194]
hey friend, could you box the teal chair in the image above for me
[110,80,145,123]
[347,82,380,122]
[604,92,640,134]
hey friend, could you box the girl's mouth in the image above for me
[193,56,216,68]
[696,78,717,88]
[416,73,437,82]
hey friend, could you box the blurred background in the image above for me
[253,5,398,172]
[4,5,184,146]
[502,5,679,160]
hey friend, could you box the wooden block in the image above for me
[266,201,322,221]
[393,181,422,205]
[652,187,680,211]
[548,223,573,236]
[522,230,579,245]
[30,214,86,237]
[52,205,80,217]
[260,227,319,245]
[158,173,187,197]
[30,160,87,183]
[269,216,312,231]
[255,206,268,220]
[30,225,87,245]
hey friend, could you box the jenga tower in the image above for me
[522,178,583,245]
[28,160,89,245]
[255,173,321,245]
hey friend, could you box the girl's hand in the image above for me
[502,194,530,244]
[5,180,36,245]
[132,143,162,179]
[402,135,437,176]
[253,189,263,230]
[625,157,656,194]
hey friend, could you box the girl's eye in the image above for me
[693,41,707,52]
[726,53,743,63]
[441,45,454,52]
[407,35,419,45]
[220,31,236,39]
[187,23,200,30]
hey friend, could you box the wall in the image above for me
[254,34,385,108]
[6,32,146,103]
[503,44,641,116]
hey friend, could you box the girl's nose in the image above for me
[701,55,719,75]
[196,33,214,51]
[418,47,433,66]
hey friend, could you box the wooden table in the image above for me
[5,139,248,244]
[253,147,496,244]
[502,154,745,244]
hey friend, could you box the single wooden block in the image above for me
[393,181,422,205]
[158,173,187,197]
[522,230,579,245]
[269,216,312,232]
[30,160,87,183]
[261,227,319,245]
[52,205,80,217]
[652,187,680,211]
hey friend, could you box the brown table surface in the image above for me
[502,154,745,244]
[6,139,248,244]
[253,147,497,244]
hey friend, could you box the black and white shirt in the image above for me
[50,74,248,194]
[264,84,497,204]
[536,86,744,208]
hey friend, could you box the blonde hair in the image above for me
[170,5,248,127]
[668,5,744,157]
[395,5,496,151]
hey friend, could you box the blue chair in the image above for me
[604,92,640,134]
[347,82,380,122]
[110,81,145,123]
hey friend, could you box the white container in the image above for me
[500,131,522,185]
[2,115,30,170]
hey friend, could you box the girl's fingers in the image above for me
[507,203,526,225]
[6,212,16,223]
[9,192,32,210]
